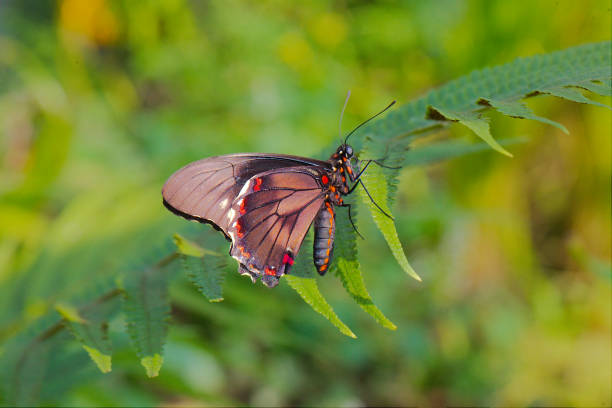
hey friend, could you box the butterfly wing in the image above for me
[162,154,330,236]
[227,166,327,287]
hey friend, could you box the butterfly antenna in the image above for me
[344,100,396,145]
[338,90,351,140]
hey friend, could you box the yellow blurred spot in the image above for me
[83,345,112,373]
[141,354,164,378]
[55,302,86,323]
[309,13,347,49]
[277,32,314,72]
[60,0,119,45]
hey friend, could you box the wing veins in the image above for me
[264,216,287,268]
[176,169,232,207]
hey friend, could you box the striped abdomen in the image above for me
[313,202,335,275]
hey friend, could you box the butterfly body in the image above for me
[162,145,358,287]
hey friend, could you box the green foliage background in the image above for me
[0,0,610,406]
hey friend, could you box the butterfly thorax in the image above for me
[324,143,358,205]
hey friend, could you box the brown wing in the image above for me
[162,154,330,236]
[227,166,327,287]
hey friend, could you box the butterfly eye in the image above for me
[345,145,353,158]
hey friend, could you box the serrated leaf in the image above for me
[82,345,111,373]
[404,137,527,167]
[56,292,119,374]
[575,78,611,96]
[427,106,513,157]
[538,86,611,109]
[354,43,611,248]
[478,98,568,134]
[181,255,226,302]
[141,354,164,378]
[285,274,356,338]
[122,260,171,376]
[288,231,316,278]
[361,41,610,146]
[358,156,421,282]
[332,206,396,330]
[284,233,355,337]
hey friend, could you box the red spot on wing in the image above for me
[239,198,246,214]
[282,253,294,265]
[235,220,244,238]
[236,245,251,259]
[264,267,276,276]
[321,175,329,185]
[253,177,263,192]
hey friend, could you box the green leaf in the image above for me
[54,286,120,374]
[403,137,527,167]
[285,275,356,338]
[574,78,611,96]
[285,232,356,337]
[361,41,610,146]
[141,354,164,378]
[173,233,219,257]
[426,106,513,157]
[477,98,569,134]
[173,233,205,257]
[82,345,112,373]
[358,155,421,282]
[122,258,172,377]
[332,206,396,330]
[181,255,226,302]
[538,86,611,109]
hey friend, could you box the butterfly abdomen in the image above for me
[313,201,335,275]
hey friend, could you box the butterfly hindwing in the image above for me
[227,166,327,287]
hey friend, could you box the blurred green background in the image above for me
[0,0,610,406]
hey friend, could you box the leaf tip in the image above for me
[54,302,86,324]
[173,233,205,257]
[141,354,164,378]
[82,345,112,373]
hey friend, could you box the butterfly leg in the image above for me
[337,202,364,239]
[348,179,393,220]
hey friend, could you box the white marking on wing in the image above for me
[237,179,252,198]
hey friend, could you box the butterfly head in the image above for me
[336,144,354,159]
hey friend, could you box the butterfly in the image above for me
[162,96,396,287]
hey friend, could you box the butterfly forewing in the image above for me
[162,154,329,235]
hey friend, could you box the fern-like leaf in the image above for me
[181,256,226,303]
[285,233,356,337]
[56,299,117,373]
[122,253,176,377]
[357,41,610,283]
[285,275,356,338]
[332,204,396,330]
[358,152,421,282]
